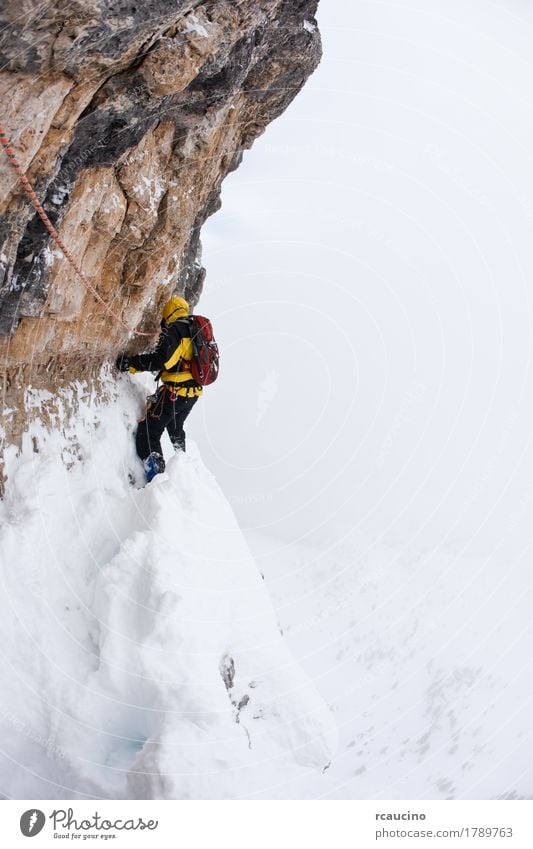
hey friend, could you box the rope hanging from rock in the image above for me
[0,123,151,337]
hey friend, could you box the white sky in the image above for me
[197,0,533,565]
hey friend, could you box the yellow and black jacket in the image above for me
[128,318,202,398]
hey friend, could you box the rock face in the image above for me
[0,0,321,448]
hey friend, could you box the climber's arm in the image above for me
[120,328,176,373]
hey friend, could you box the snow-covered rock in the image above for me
[0,372,336,799]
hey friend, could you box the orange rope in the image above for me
[0,123,151,336]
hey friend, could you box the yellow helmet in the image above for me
[161,296,189,324]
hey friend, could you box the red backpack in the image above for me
[189,315,220,385]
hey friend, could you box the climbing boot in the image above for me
[144,452,165,483]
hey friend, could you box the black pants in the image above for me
[135,387,199,462]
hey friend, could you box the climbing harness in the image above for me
[167,386,186,402]
[0,123,150,337]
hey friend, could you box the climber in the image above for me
[116,296,202,483]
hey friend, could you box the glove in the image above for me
[115,354,130,372]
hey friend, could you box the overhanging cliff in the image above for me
[0,0,320,439]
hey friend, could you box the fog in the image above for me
[197,0,533,564]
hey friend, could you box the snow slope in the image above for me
[0,370,336,799]
[245,530,533,800]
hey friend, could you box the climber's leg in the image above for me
[166,394,199,453]
[135,388,172,479]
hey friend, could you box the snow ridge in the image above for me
[0,372,336,799]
